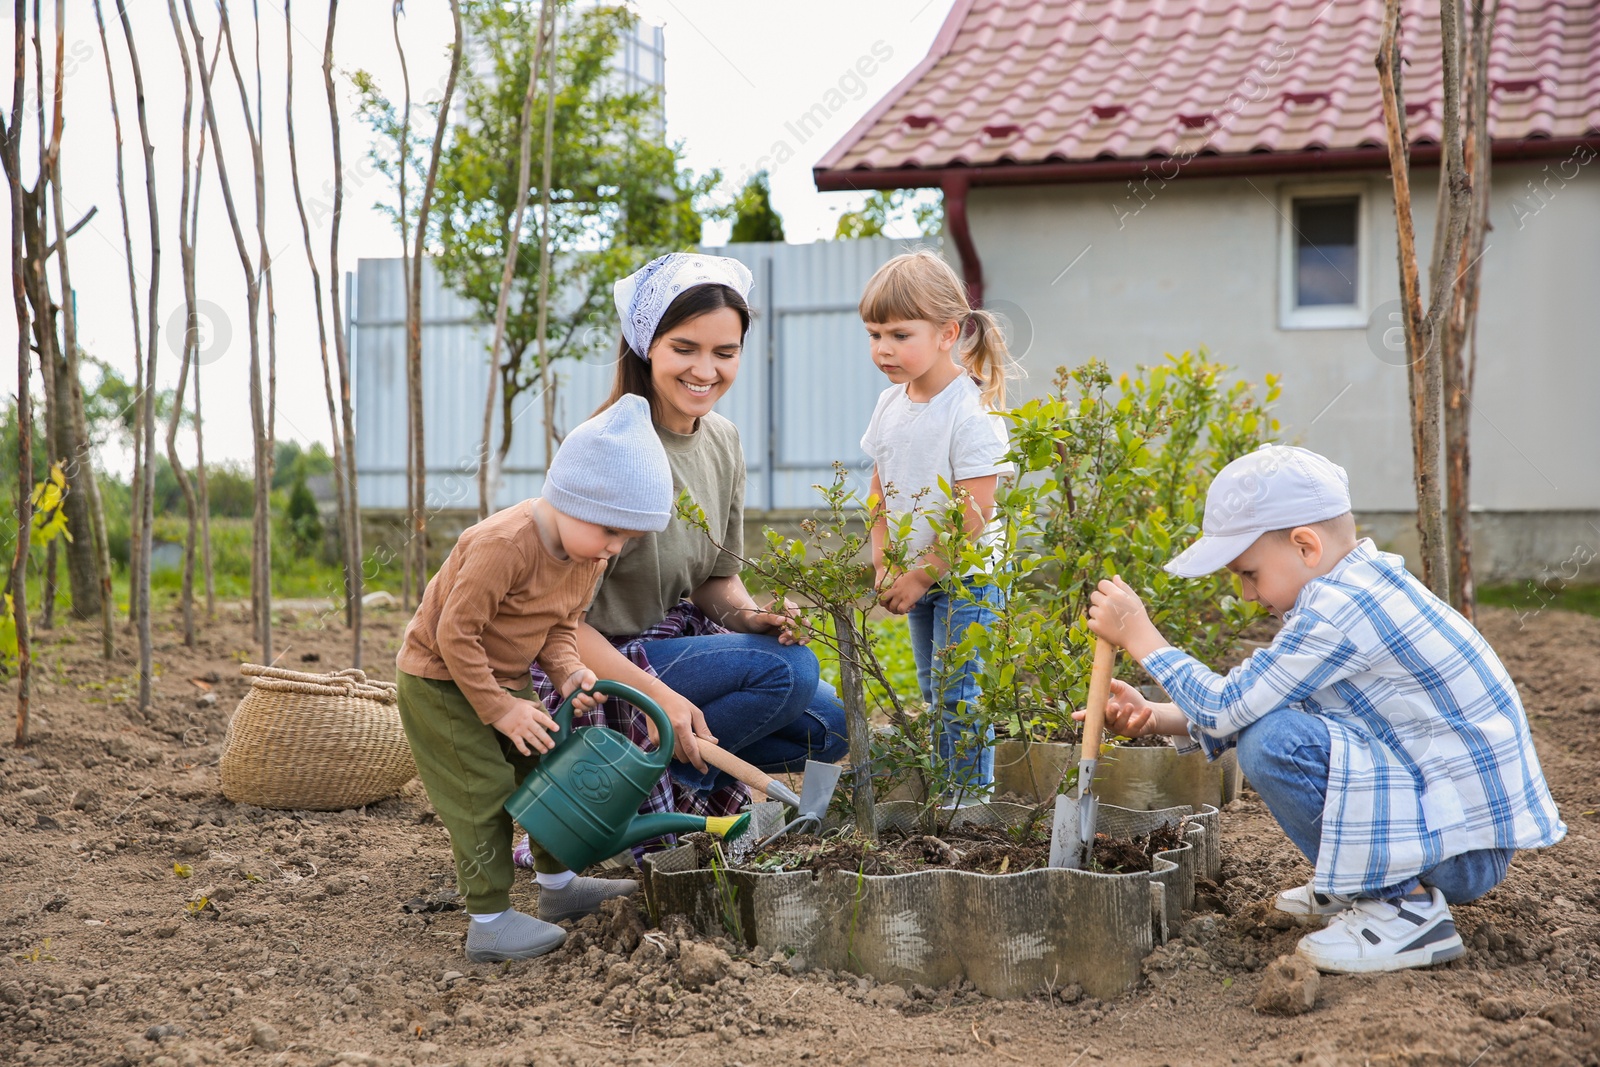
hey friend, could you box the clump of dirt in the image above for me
[726,819,1186,877]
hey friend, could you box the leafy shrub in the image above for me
[285,478,325,558]
[946,351,1279,745]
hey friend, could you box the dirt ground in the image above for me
[1,600,1596,1067]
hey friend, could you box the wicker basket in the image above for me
[220,664,416,811]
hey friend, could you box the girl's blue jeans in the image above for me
[643,632,849,794]
[1236,708,1512,903]
[908,575,1004,795]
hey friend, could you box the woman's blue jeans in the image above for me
[643,632,849,794]
[908,575,1004,794]
[1235,708,1512,903]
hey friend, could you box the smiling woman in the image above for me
[526,253,849,840]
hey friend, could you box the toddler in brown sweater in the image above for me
[395,394,674,961]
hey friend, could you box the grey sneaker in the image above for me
[536,876,639,923]
[464,910,567,962]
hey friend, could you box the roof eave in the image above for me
[813,137,1598,191]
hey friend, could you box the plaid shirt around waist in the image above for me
[1145,539,1565,897]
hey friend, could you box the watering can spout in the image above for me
[627,811,750,845]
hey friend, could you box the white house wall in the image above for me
[967,161,1599,518]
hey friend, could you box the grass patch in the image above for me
[1478,582,1600,619]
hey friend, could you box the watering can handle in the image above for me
[546,679,673,754]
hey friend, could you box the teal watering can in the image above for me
[504,679,750,871]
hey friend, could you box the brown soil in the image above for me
[1,602,1597,1066]
[728,820,1184,877]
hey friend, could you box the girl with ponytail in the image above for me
[858,250,1014,804]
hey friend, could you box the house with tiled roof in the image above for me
[816,0,1599,581]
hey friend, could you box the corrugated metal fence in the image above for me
[352,238,914,514]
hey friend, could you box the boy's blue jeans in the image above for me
[643,632,849,794]
[908,575,1004,795]
[1236,708,1513,903]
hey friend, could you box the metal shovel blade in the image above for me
[756,759,845,849]
[796,759,844,823]
[1048,758,1098,870]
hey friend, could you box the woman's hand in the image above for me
[744,596,811,646]
[648,687,716,772]
[878,567,935,615]
[1074,679,1154,738]
[492,700,561,756]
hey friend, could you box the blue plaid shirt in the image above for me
[1144,539,1565,897]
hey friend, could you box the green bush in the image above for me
[944,350,1278,745]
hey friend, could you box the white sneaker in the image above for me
[1296,888,1465,974]
[1274,881,1354,920]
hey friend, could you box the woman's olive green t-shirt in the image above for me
[583,410,745,637]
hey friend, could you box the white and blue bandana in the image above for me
[613,252,754,359]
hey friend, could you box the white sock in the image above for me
[470,910,507,924]
[535,870,575,891]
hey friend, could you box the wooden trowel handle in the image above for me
[697,739,798,806]
[1081,637,1116,760]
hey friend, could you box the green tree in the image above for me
[730,171,784,243]
[834,189,943,240]
[359,1,716,471]
[285,477,325,557]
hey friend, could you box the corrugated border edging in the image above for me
[642,802,1221,1000]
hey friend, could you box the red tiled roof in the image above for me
[814,0,1600,184]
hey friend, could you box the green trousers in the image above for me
[396,669,565,914]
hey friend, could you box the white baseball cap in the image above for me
[1165,445,1352,578]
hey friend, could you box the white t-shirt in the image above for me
[859,373,1013,562]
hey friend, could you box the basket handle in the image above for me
[240,663,398,704]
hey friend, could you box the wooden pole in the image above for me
[3,0,33,745]
[323,0,362,663]
[479,0,553,520]
[833,608,878,842]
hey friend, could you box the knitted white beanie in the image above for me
[543,394,673,532]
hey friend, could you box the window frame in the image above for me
[1277,182,1370,330]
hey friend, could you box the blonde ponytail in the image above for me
[961,307,1010,410]
[859,249,1014,409]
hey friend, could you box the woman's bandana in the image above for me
[613,252,755,359]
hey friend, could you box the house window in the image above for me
[1279,184,1368,329]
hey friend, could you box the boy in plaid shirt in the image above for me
[1084,445,1565,974]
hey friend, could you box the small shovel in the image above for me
[697,740,844,847]
[1049,636,1116,869]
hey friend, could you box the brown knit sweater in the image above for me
[396,501,603,725]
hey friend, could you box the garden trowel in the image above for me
[1049,637,1116,870]
[697,740,843,847]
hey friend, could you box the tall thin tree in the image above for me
[533,7,559,474]
[43,0,115,656]
[182,0,272,660]
[391,0,414,610]
[187,33,220,622]
[402,0,463,601]
[217,0,278,657]
[284,0,349,640]
[24,0,108,643]
[109,0,164,711]
[478,0,553,520]
[1440,0,1498,622]
[1377,0,1493,609]
[3,0,33,745]
[324,0,362,664]
[159,0,202,648]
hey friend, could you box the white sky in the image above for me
[0,1,954,471]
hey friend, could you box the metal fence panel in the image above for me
[353,239,914,514]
